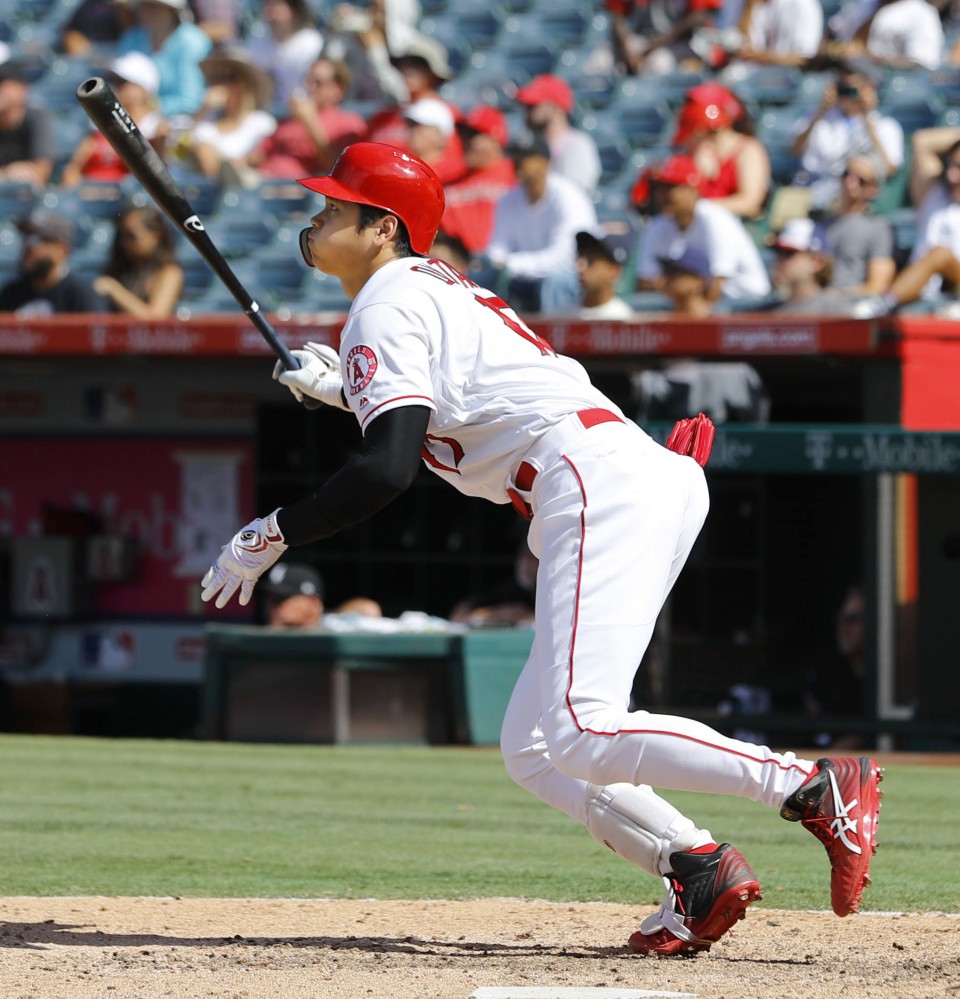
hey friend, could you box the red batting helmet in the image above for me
[299,142,445,255]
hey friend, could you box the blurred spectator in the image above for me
[429,230,472,273]
[439,105,515,255]
[856,138,960,315]
[822,153,897,296]
[258,561,383,627]
[634,155,771,302]
[245,0,325,109]
[249,57,365,178]
[62,53,167,186]
[0,61,55,187]
[721,0,823,78]
[193,0,245,45]
[823,0,944,71]
[117,0,214,119]
[657,242,716,315]
[768,217,858,313]
[514,74,601,197]
[449,544,537,629]
[364,36,465,183]
[403,97,456,179]
[634,345,771,422]
[59,0,131,56]
[0,210,106,315]
[671,81,771,219]
[803,585,868,749]
[484,134,598,314]
[182,47,277,185]
[322,0,418,104]
[92,204,184,317]
[789,66,904,213]
[575,225,637,319]
[607,0,725,76]
[909,124,960,209]
[333,0,421,53]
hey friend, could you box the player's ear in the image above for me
[374,213,401,246]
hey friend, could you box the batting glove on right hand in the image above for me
[273,342,350,410]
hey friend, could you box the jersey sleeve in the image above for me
[340,301,438,431]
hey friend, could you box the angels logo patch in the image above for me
[347,345,377,396]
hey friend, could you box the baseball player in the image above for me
[201,142,884,955]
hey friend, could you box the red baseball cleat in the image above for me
[628,843,762,956]
[780,756,884,916]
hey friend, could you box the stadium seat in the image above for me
[50,113,94,178]
[606,92,671,148]
[887,207,919,269]
[612,71,705,114]
[164,166,221,217]
[733,65,802,106]
[882,96,942,135]
[452,59,523,108]
[580,119,636,186]
[176,253,216,301]
[224,180,309,222]
[756,107,799,155]
[0,226,21,266]
[628,290,674,312]
[536,6,590,48]
[493,20,560,80]
[0,181,38,222]
[593,183,634,222]
[431,0,504,51]
[880,70,934,106]
[418,16,475,70]
[300,268,352,312]
[203,214,278,259]
[929,67,960,106]
[34,56,96,113]
[555,68,616,111]
[41,180,128,228]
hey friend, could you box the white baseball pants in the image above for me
[500,413,815,876]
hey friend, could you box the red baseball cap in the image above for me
[685,81,743,119]
[515,74,574,113]
[672,100,734,146]
[460,105,510,147]
[650,155,702,187]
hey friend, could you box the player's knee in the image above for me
[500,728,537,789]
[543,724,602,783]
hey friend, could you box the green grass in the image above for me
[0,735,956,913]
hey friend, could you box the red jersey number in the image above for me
[474,293,555,357]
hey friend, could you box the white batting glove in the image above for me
[200,510,288,609]
[272,342,350,410]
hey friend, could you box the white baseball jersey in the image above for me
[330,249,820,902]
[338,256,618,504]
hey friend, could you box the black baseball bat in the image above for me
[76,75,301,372]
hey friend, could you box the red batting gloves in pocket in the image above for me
[665,412,716,467]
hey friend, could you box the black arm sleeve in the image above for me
[276,405,431,546]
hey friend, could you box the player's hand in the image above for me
[201,510,288,608]
[272,342,351,410]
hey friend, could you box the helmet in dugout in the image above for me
[299,142,445,255]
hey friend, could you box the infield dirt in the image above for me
[0,896,956,999]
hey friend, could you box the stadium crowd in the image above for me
[2,0,960,319]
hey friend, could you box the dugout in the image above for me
[0,311,958,749]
